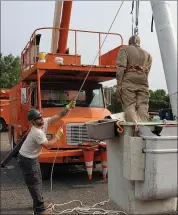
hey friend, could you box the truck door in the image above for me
[30,85,38,109]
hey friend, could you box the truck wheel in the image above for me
[0,119,6,132]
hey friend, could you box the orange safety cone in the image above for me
[100,145,108,180]
[83,150,94,180]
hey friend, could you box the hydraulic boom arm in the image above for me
[51,1,73,54]
[51,1,63,53]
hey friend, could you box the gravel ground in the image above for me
[0,132,177,215]
[0,132,122,215]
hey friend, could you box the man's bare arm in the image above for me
[42,127,63,149]
[42,137,58,149]
[48,100,76,125]
[48,107,69,125]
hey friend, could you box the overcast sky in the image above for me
[1,1,177,91]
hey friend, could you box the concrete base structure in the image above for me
[106,125,177,215]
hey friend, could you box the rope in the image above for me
[74,1,124,101]
[45,199,127,215]
[50,1,125,191]
[151,15,154,32]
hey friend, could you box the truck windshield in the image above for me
[40,82,104,108]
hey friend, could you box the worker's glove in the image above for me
[66,100,76,110]
[55,127,64,140]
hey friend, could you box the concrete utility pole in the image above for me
[150,0,177,119]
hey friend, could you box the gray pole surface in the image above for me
[150,0,177,118]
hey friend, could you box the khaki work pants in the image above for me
[118,71,149,122]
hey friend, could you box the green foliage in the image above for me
[107,86,170,114]
[106,85,123,113]
[0,53,20,89]
[149,89,170,111]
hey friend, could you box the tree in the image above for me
[106,85,123,114]
[0,53,20,89]
[149,89,170,111]
[107,86,170,114]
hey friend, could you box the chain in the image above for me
[134,1,139,36]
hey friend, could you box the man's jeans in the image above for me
[17,154,45,212]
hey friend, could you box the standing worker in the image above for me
[17,100,76,215]
[116,35,152,122]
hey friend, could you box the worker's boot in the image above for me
[44,202,53,209]
[34,202,53,215]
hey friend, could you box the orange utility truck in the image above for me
[0,89,10,132]
[8,1,123,179]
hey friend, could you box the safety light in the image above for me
[38,52,46,62]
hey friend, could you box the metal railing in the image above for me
[21,27,123,72]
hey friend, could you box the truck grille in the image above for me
[66,123,96,145]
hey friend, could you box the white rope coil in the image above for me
[46,199,127,215]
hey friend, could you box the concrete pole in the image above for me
[150,0,177,119]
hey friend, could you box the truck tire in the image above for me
[0,119,6,132]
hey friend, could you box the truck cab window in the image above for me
[40,82,104,108]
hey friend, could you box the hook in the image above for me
[116,121,124,133]
[134,26,139,36]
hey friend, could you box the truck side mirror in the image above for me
[104,87,112,108]
[21,88,27,105]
